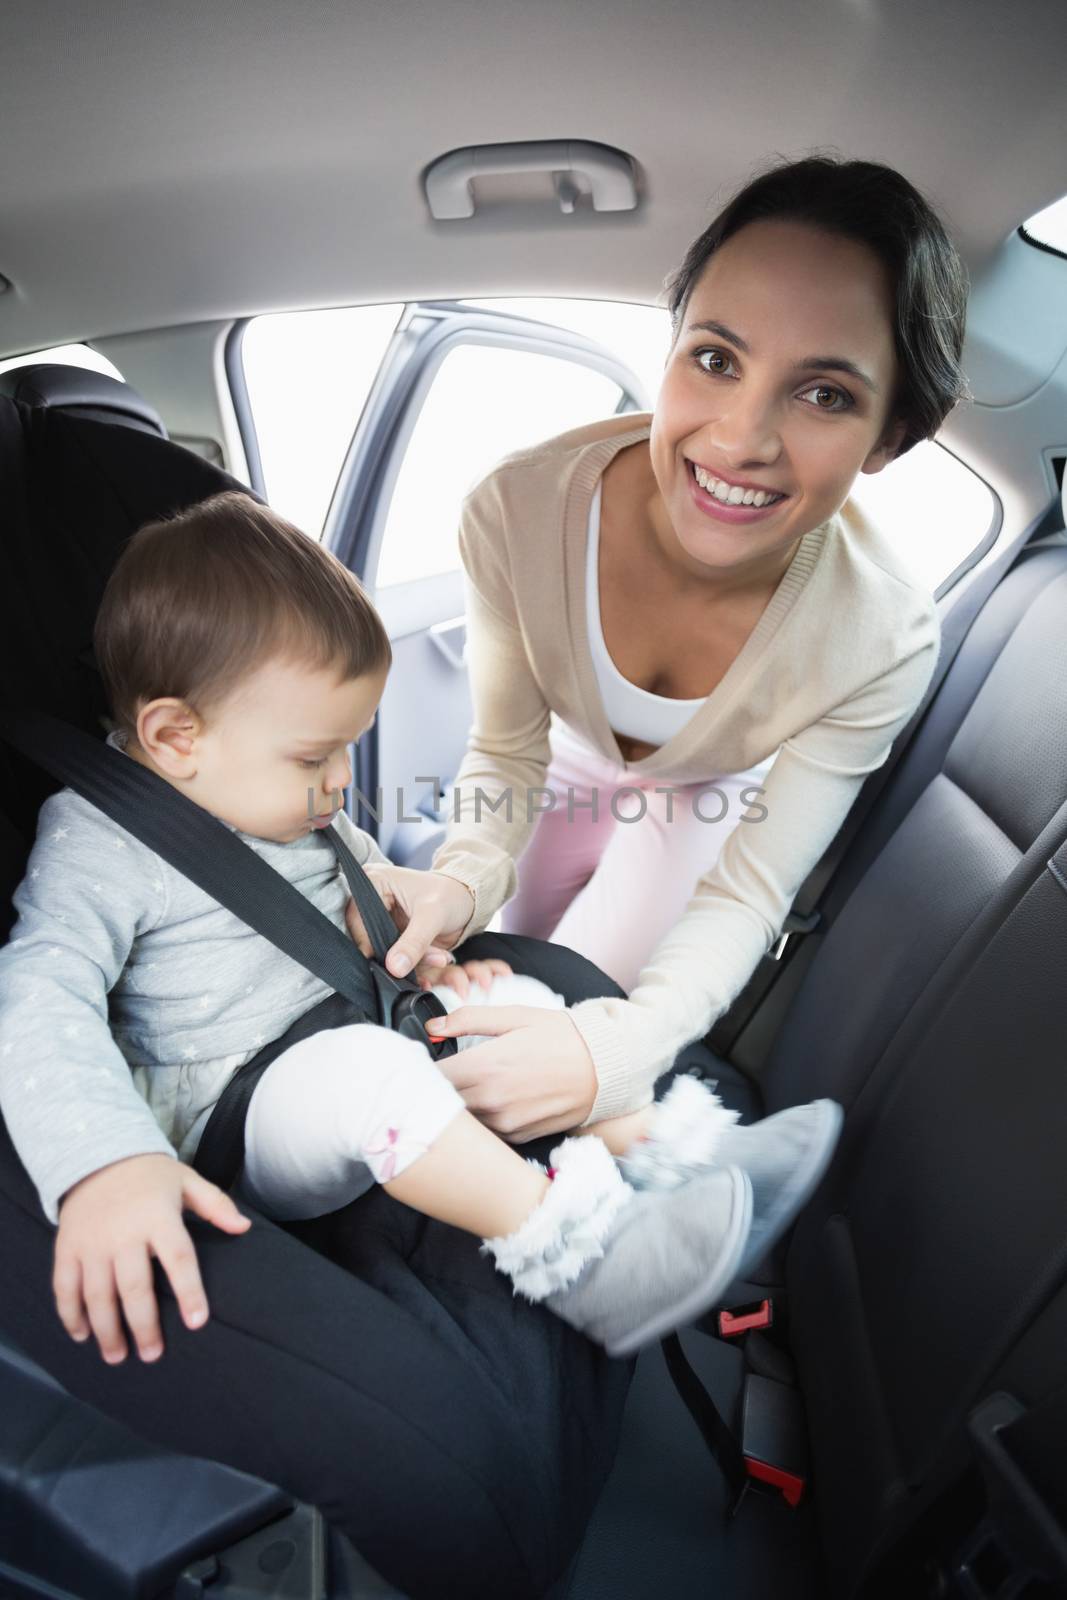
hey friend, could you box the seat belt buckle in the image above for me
[368,964,458,1059]
[717,1298,774,1339]
[737,1373,809,1511]
[771,909,821,963]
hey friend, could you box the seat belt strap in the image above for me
[708,516,1048,1055]
[0,708,381,1012]
[660,1332,748,1503]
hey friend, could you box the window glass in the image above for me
[460,297,671,404]
[1022,191,1067,256]
[847,441,995,592]
[376,343,624,588]
[0,342,123,380]
[241,305,402,538]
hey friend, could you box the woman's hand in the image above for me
[427,1005,598,1142]
[344,865,476,976]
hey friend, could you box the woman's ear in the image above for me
[860,417,908,476]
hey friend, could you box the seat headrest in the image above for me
[0,364,167,439]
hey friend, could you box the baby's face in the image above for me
[129,656,387,844]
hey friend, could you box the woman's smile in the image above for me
[684,457,791,525]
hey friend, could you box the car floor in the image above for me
[557,1330,824,1600]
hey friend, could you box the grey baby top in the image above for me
[0,731,389,1224]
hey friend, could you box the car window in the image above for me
[239,298,994,594]
[1021,189,1067,256]
[847,441,996,593]
[375,342,626,588]
[241,305,403,538]
[460,297,671,403]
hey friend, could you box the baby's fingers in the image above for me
[153,1222,212,1335]
[81,1257,128,1364]
[114,1245,165,1362]
[180,1169,252,1235]
[53,1249,91,1345]
[462,957,511,992]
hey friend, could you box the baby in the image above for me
[0,492,840,1369]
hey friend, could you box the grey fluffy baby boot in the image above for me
[481,1134,753,1358]
[619,1074,843,1281]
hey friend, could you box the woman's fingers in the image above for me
[426,1003,537,1039]
[385,900,450,977]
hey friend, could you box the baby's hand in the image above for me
[54,1153,251,1366]
[419,955,514,1001]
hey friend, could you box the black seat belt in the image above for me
[708,513,1051,1056]
[0,709,456,1186]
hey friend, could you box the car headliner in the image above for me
[1,0,1065,369]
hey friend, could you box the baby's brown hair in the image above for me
[94,491,391,742]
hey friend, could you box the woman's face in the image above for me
[649,218,907,579]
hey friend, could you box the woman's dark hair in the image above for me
[664,154,970,456]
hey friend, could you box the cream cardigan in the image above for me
[431,412,941,1122]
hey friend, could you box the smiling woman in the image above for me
[352,155,970,1143]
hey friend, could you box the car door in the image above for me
[322,300,650,866]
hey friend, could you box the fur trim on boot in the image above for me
[619,1073,741,1190]
[481,1136,632,1301]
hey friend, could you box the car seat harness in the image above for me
[0,708,456,1193]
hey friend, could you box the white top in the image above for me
[585,479,705,745]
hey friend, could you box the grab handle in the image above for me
[424,140,638,220]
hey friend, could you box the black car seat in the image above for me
[0,370,647,1600]
[0,362,167,435]
[566,499,1067,1596]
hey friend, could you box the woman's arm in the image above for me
[428,635,939,1136]
[567,644,940,1120]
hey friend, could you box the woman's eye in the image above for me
[798,383,852,413]
[696,347,735,377]
[298,757,326,770]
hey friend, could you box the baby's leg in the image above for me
[237,1022,553,1235]
[235,1021,771,1356]
[238,1024,469,1221]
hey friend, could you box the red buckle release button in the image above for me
[743,1456,806,1508]
[718,1298,773,1339]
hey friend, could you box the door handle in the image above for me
[423,140,638,220]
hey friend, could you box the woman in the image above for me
[355,154,968,1141]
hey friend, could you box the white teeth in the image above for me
[691,462,781,509]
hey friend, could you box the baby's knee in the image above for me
[249,1023,434,1121]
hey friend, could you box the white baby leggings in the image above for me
[234,972,565,1222]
